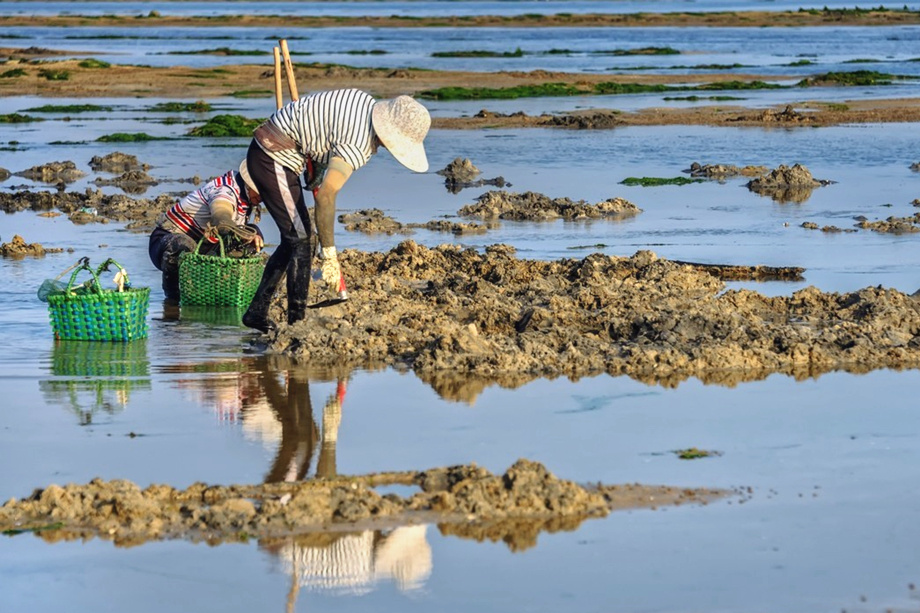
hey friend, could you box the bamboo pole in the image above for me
[279,39,299,101]
[272,46,283,110]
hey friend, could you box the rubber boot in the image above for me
[160,253,181,301]
[242,243,290,333]
[286,238,313,325]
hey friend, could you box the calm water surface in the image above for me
[3,5,920,611]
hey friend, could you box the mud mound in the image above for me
[262,241,920,388]
[339,209,410,235]
[438,157,481,183]
[0,167,9,182]
[541,110,622,129]
[339,209,488,236]
[89,152,150,174]
[0,189,175,231]
[93,169,159,194]
[459,190,641,221]
[0,234,47,258]
[0,459,726,547]
[857,212,920,234]
[14,161,85,185]
[746,163,832,203]
[414,219,489,235]
[436,157,509,193]
[685,162,768,179]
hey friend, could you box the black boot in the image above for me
[286,238,313,325]
[243,243,290,333]
[160,253,181,301]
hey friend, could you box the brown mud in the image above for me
[0,459,729,547]
[459,190,641,221]
[437,157,509,194]
[745,163,834,204]
[249,240,920,392]
[0,234,61,258]
[338,209,489,236]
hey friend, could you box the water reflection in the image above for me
[161,301,245,326]
[165,355,434,598]
[39,339,151,425]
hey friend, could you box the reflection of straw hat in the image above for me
[371,96,430,173]
[238,160,258,193]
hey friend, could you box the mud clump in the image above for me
[0,459,726,547]
[339,209,489,236]
[438,157,481,184]
[746,163,832,203]
[437,157,509,194]
[685,162,768,179]
[89,152,150,174]
[0,234,50,258]
[459,190,641,221]
[0,189,175,231]
[262,241,920,390]
[14,161,85,185]
[540,109,622,129]
[339,209,410,235]
[856,212,920,234]
[93,169,159,194]
[0,167,9,182]
[801,222,858,234]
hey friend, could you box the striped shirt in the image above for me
[163,170,254,242]
[261,88,377,176]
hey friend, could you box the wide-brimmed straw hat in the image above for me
[372,96,430,173]
[238,160,258,193]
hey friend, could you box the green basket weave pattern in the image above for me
[178,235,265,307]
[47,258,150,342]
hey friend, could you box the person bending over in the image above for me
[242,88,430,333]
[149,161,263,300]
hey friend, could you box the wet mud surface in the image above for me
[254,240,920,392]
[745,163,834,204]
[0,459,728,547]
[0,234,62,258]
[459,190,641,221]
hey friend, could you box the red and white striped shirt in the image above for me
[163,170,254,242]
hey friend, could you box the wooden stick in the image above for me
[279,39,299,101]
[272,46,283,110]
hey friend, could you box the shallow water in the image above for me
[4,5,920,612]
[5,23,920,78]
[4,0,919,18]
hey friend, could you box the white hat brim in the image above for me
[372,102,429,173]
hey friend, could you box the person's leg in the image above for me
[243,142,313,331]
[149,227,195,300]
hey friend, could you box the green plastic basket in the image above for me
[178,235,266,307]
[46,258,150,342]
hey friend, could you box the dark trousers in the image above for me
[245,141,313,322]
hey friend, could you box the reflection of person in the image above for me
[241,89,431,333]
[275,525,432,601]
[239,367,345,482]
[148,161,264,300]
[241,368,433,602]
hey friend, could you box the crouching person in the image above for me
[149,161,264,300]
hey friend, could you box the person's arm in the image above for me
[313,157,352,249]
[209,196,236,229]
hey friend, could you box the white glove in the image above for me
[320,246,340,287]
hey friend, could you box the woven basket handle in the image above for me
[95,258,130,292]
[64,257,102,295]
[197,227,226,258]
